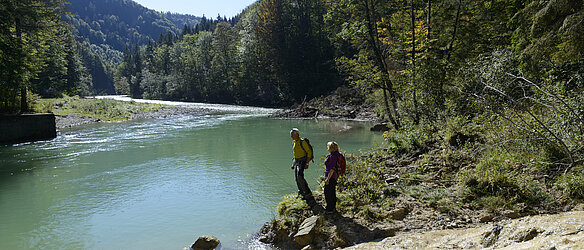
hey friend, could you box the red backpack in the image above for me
[336,153,346,176]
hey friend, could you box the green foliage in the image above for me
[4,0,583,115]
[66,0,194,52]
[459,47,584,168]
[113,0,340,106]
[555,172,584,201]
[277,194,309,217]
[511,0,583,74]
[460,156,522,199]
[275,193,310,231]
[438,115,482,148]
[0,0,103,114]
[405,185,456,214]
[458,153,552,210]
[383,126,427,155]
[335,152,393,216]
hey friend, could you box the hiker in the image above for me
[324,141,341,213]
[290,128,313,200]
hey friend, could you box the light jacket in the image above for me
[324,151,340,179]
[293,139,312,159]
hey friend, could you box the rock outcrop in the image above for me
[0,113,56,144]
[275,86,380,121]
[343,211,584,249]
[294,215,320,247]
[191,236,220,250]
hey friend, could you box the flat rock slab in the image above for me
[294,215,319,247]
[343,211,584,249]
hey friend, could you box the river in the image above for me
[0,101,383,249]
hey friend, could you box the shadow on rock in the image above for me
[257,202,395,249]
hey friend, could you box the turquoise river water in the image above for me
[0,101,384,249]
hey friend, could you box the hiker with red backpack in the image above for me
[324,141,346,213]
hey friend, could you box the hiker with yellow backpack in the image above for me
[290,128,314,202]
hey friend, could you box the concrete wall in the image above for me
[0,114,57,144]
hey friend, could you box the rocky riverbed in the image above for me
[345,210,584,249]
[273,86,381,122]
[55,106,212,129]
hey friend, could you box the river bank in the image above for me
[34,96,219,129]
[54,106,212,129]
[345,210,584,249]
[273,87,381,122]
[47,88,376,129]
[260,87,584,249]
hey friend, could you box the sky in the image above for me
[132,0,257,18]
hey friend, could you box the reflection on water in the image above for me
[0,103,383,249]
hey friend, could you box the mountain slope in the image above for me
[63,0,200,94]
[66,0,199,52]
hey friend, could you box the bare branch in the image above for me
[482,80,574,164]
[509,73,584,135]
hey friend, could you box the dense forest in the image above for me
[1,0,583,114]
[115,1,339,106]
[65,0,208,94]
[0,0,204,110]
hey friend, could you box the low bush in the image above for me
[555,172,584,201]
[458,152,554,211]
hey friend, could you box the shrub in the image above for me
[458,151,557,211]
[274,194,310,231]
[383,127,427,155]
[277,194,309,217]
[335,152,391,215]
[555,172,584,201]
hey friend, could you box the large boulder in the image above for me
[294,215,319,247]
[191,236,220,250]
[370,123,390,132]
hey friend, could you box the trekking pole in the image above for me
[257,161,297,190]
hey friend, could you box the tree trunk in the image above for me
[411,0,419,124]
[446,0,462,62]
[16,17,27,113]
[363,0,400,129]
[427,0,431,41]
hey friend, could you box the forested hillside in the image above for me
[64,0,202,94]
[0,0,204,105]
[116,1,339,106]
[66,0,201,60]
[2,0,583,113]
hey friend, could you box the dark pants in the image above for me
[293,157,312,197]
[324,177,337,211]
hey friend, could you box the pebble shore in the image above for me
[55,106,212,129]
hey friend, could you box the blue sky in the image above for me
[133,0,257,18]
